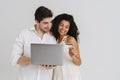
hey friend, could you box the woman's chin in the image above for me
[60,34,66,37]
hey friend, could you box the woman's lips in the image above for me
[60,30,65,33]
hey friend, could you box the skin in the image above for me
[17,17,56,69]
[57,20,81,66]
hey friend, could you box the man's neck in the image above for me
[34,25,45,39]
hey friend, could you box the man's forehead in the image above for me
[42,17,52,22]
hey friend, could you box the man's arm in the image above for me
[11,31,30,65]
[17,56,31,64]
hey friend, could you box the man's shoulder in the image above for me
[17,27,33,39]
[19,27,33,34]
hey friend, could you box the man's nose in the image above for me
[48,23,52,27]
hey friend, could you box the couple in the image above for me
[11,6,82,80]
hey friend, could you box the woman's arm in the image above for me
[66,36,82,66]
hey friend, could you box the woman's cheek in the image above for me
[66,29,69,33]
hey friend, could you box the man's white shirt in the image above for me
[11,27,56,80]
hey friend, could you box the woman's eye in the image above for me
[65,26,69,29]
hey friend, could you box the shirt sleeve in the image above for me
[11,31,24,66]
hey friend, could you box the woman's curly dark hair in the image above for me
[50,13,79,41]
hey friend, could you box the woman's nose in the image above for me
[62,26,66,30]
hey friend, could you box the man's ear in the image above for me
[35,19,39,23]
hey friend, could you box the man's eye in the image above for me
[43,22,48,24]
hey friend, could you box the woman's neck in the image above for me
[57,35,65,43]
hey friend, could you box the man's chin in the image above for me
[43,30,49,33]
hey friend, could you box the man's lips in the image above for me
[44,27,49,30]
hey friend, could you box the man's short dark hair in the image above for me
[34,6,53,22]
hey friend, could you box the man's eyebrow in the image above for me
[43,21,52,23]
[43,22,48,23]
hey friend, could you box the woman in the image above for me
[50,14,82,80]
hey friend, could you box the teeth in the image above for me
[61,30,64,33]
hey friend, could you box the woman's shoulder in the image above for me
[66,35,76,43]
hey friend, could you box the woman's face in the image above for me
[58,20,70,36]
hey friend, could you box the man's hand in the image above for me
[41,65,56,69]
[17,56,31,65]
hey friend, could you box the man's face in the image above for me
[36,17,52,33]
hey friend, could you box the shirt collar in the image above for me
[29,25,50,35]
[29,25,36,31]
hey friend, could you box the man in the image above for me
[11,6,56,80]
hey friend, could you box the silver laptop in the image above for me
[31,44,64,66]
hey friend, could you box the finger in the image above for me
[41,65,46,68]
[69,48,74,52]
[50,65,55,68]
[48,65,52,69]
[69,47,73,49]
[69,49,74,53]
[53,65,56,67]
[46,65,49,68]
[42,65,55,69]
[49,65,56,69]
[52,65,56,69]
[46,65,51,69]
[49,65,52,67]
[42,65,47,69]
[42,65,47,68]
[41,65,44,67]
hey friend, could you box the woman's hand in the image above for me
[69,47,81,65]
[69,47,77,58]
[67,36,81,66]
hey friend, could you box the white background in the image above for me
[0,0,119,80]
